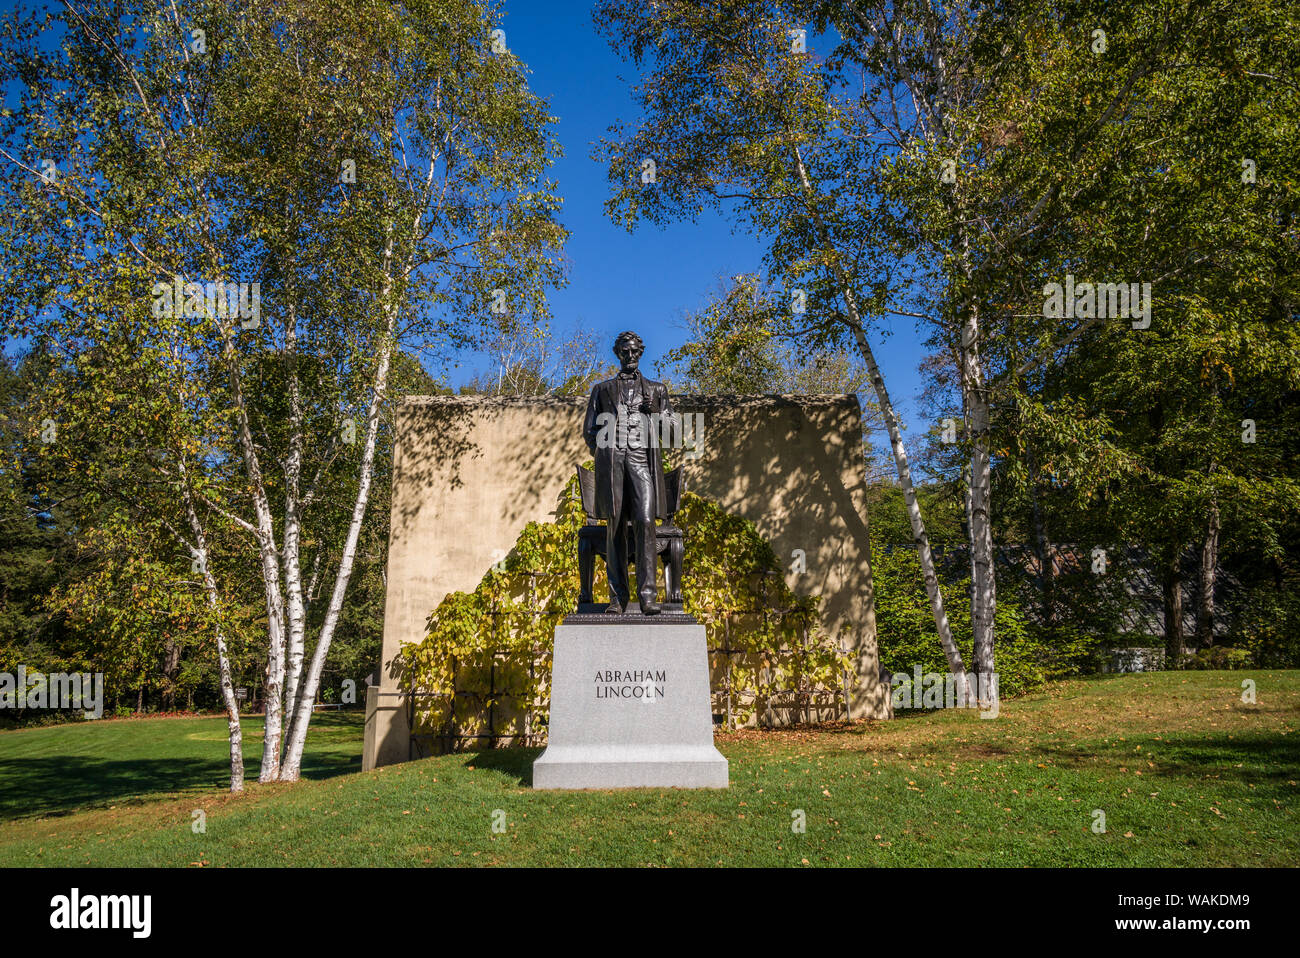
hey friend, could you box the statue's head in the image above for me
[613,330,644,370]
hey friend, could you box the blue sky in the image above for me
[490,1,929,432]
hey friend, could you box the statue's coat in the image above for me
[582,371,673,522]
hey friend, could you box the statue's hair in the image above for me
[613,330,644,353]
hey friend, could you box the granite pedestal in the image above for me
[532,619,728,789]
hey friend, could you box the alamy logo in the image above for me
[891,667,1000,718]
[151,274,261,328]
[50,888,151,938]
[593,410,704,459]
[1042,273,1152,329]
[0,667,103,718]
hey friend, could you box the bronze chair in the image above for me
[576,465,685,611]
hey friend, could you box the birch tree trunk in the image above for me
[201,559,245,793]
[960,299,997,685]
[946,200,997,697]
[962,450,974,614]
[790,145,972,700]
[217,324,287,782]
[853,3,1002,698]
[279,317,396,779]
[281,301,309,743]
[279,227,402,780]
[178,467,244,792]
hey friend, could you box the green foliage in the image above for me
[1184,646,1253,671]
[45,518,261,711]
[952,0,1300,660]
[0,354,79,678]
[868,487,1096,695]
[870,539,1073,697]
[1232,584,1300,669]
[660,275,789,393]
[400,475,845,745]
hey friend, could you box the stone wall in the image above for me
[364,394,888,770]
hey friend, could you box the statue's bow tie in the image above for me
[617,372,638,380]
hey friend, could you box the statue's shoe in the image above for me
[639,601,662,616]
[605,602,626,614]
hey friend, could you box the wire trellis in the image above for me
[408,571,847,755]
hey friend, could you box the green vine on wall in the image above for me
[399,475,849,750]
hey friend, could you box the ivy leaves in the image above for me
[403,475,845,737]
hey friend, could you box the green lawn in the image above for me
[0,672,1295,867]
[0,711,363,820]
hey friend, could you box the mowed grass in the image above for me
[0,711,363,820]
[0,672,1295,867]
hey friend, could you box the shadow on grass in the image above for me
[461,747,541,787]
[0,750,362,821]
[724,718,900,734]
[882,710,957,723]
[0,713,365,821]
[0,756,232,820]
[1036,733,1300,790]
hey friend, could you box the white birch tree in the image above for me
[0,0,565,784]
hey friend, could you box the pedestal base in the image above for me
[533,623,728,790]
[571,603,689,618]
